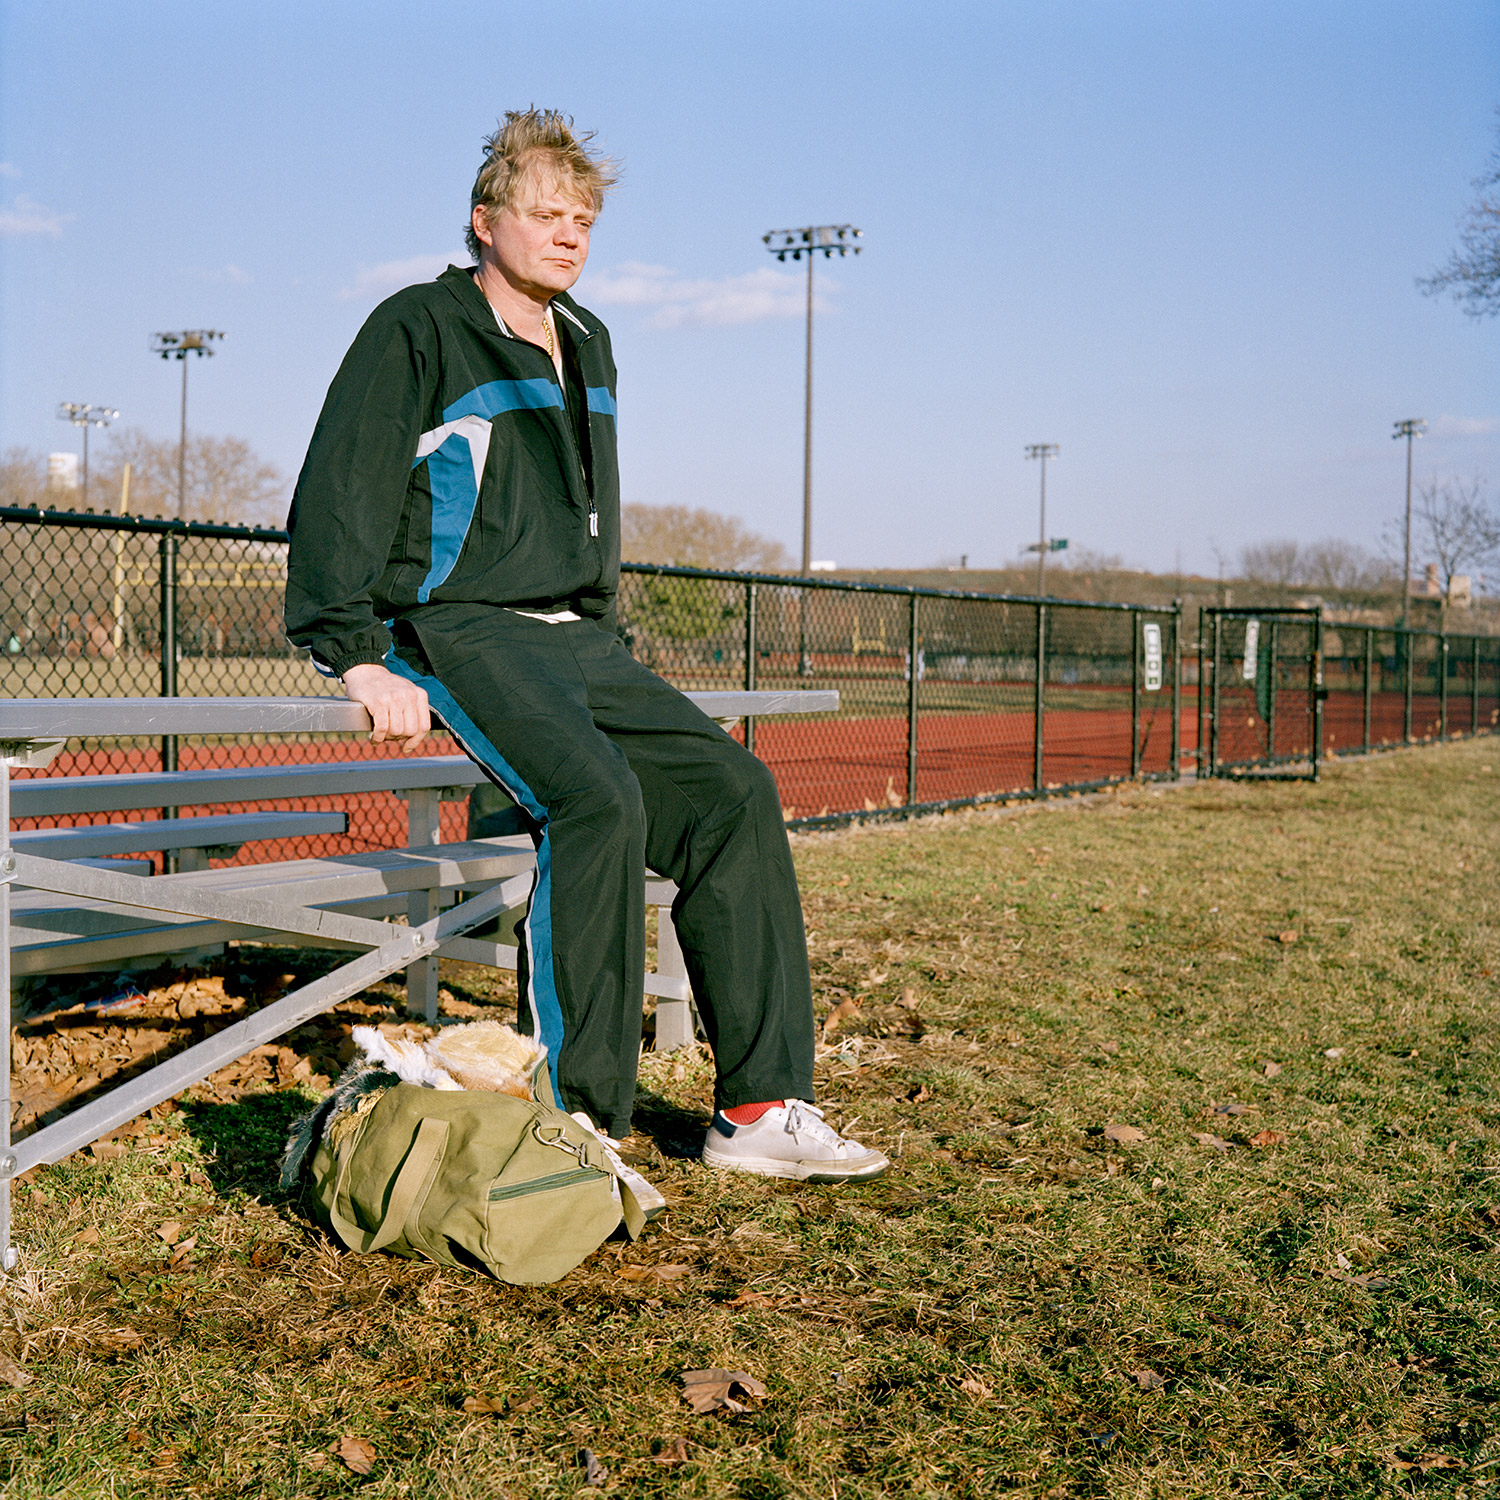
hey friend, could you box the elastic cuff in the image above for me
[328,651,390,680]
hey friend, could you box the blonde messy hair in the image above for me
[465,108,619,258]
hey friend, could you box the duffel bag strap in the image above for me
[328,1116,450,1254]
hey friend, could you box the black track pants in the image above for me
[386,603,815,1137]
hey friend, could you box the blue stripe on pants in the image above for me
[382,649,566,1099]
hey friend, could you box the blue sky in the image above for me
[1,0,1495,575]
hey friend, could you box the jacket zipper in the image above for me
[508,315,598,543]
[488,1166,608,1202]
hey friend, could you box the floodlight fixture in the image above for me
[1024,444,1061,595]
[1392,418,1426,630]
[55,402,120,509]
[761,224,864,673]
[150,330,225,517]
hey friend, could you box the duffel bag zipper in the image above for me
[488,1166,609,1202]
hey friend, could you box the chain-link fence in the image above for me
[4,507,1493,865]
[1194,605,1500,780]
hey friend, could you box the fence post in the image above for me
[906,594,919,806]
[1473,636,1481,736]
[158,534,178,773]
[1170,599,1182,782]
[1362,627,1373,752]
[1130,610,1142,779]
[1266,618,1279,762]
[1440,633,1449,739]
[1312,607,1324,781]
[1209,612,1222,776]
[1033,601,1046,792]
[743,580,757,758]
[1403,630,1414,744]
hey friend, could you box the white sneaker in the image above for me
[569,1113,668,1221]
[701,1101,890,1183]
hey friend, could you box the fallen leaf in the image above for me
[1208,1102,1255,1117]
[653,1436,691,1465]
[334,1435,376,1476]
[1248,1129,1286,1148]
[1277,930,1300,944]
[95,1327,144,1352]
[1103,1123,1147,1146]
[728,1289,782,1309]
[1099,1039,1120,1055]
[0,1352,30,1389]
[71,1227,100,1247]
[88,1141,125,1161]
[1131,1369,1165,1390]
[579,1449,609,1486]
[1336,1251,1353,1271]
[462,1395,506,1415]
[1345,1272,1395,1291]
[957,1375,993,1400]
[509,1389,543,1413]
[156,1220,182,1245]
[1262,1060,1283,1078]
[680,1367,767,1415]
[170,1238,197,1263]
[897,986,920,1011]
[821,996,861,1038]
[125,1428,148,1448]
[248,1241,286,1269]
[617,1262,691,1283]
[1324,1047,1345,1060]
[1194,1133,1234,1152]
[907,1084,932,1104]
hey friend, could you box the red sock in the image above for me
[722,1100,784,1125]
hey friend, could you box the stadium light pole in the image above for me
[150,330,224,517]
[763,224,862,673]
[1024,443,1060,595]
[55,403,119,510]
[1392,418,1426,630]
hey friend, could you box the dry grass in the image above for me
[1,739,1498,1497]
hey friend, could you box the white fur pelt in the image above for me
[281,1020,547,1188]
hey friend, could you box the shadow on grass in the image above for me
[177,1089,313,1202]
[630,1086,711,1160]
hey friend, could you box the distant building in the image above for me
[47,453,79,492]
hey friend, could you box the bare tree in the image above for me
[1419,114,1500,319]
[621,503,792,572]
[91,427,288,525]
[0,448,47,508]
[1063,546,1125,572]
[1238,539,1302,587]
[1300,538,1393,592]
[1413,475,1500,591]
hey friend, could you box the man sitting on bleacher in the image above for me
[284,108,887,1184]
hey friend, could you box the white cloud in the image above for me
[1429,414,1500,440]
[0,193,70,238]
[582,261,824,328]
[338,253,457,302]
[0,163,20,179]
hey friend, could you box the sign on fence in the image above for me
[1242,620,1260,681]
[1142,622,1163,692]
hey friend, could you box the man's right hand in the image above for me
[341,663,431,752]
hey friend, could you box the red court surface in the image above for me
[13,685,1494,865]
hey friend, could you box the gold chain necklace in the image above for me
[540,310,555,359]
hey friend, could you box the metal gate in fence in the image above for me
[1199,607,1324,781]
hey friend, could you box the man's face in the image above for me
[474,176,594,299]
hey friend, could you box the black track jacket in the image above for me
[285,264,620,678]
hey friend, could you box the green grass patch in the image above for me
[3,741,1498,1497]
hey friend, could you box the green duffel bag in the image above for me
[306,1083,645,1285]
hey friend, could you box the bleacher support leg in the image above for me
[406,788,441,1023]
